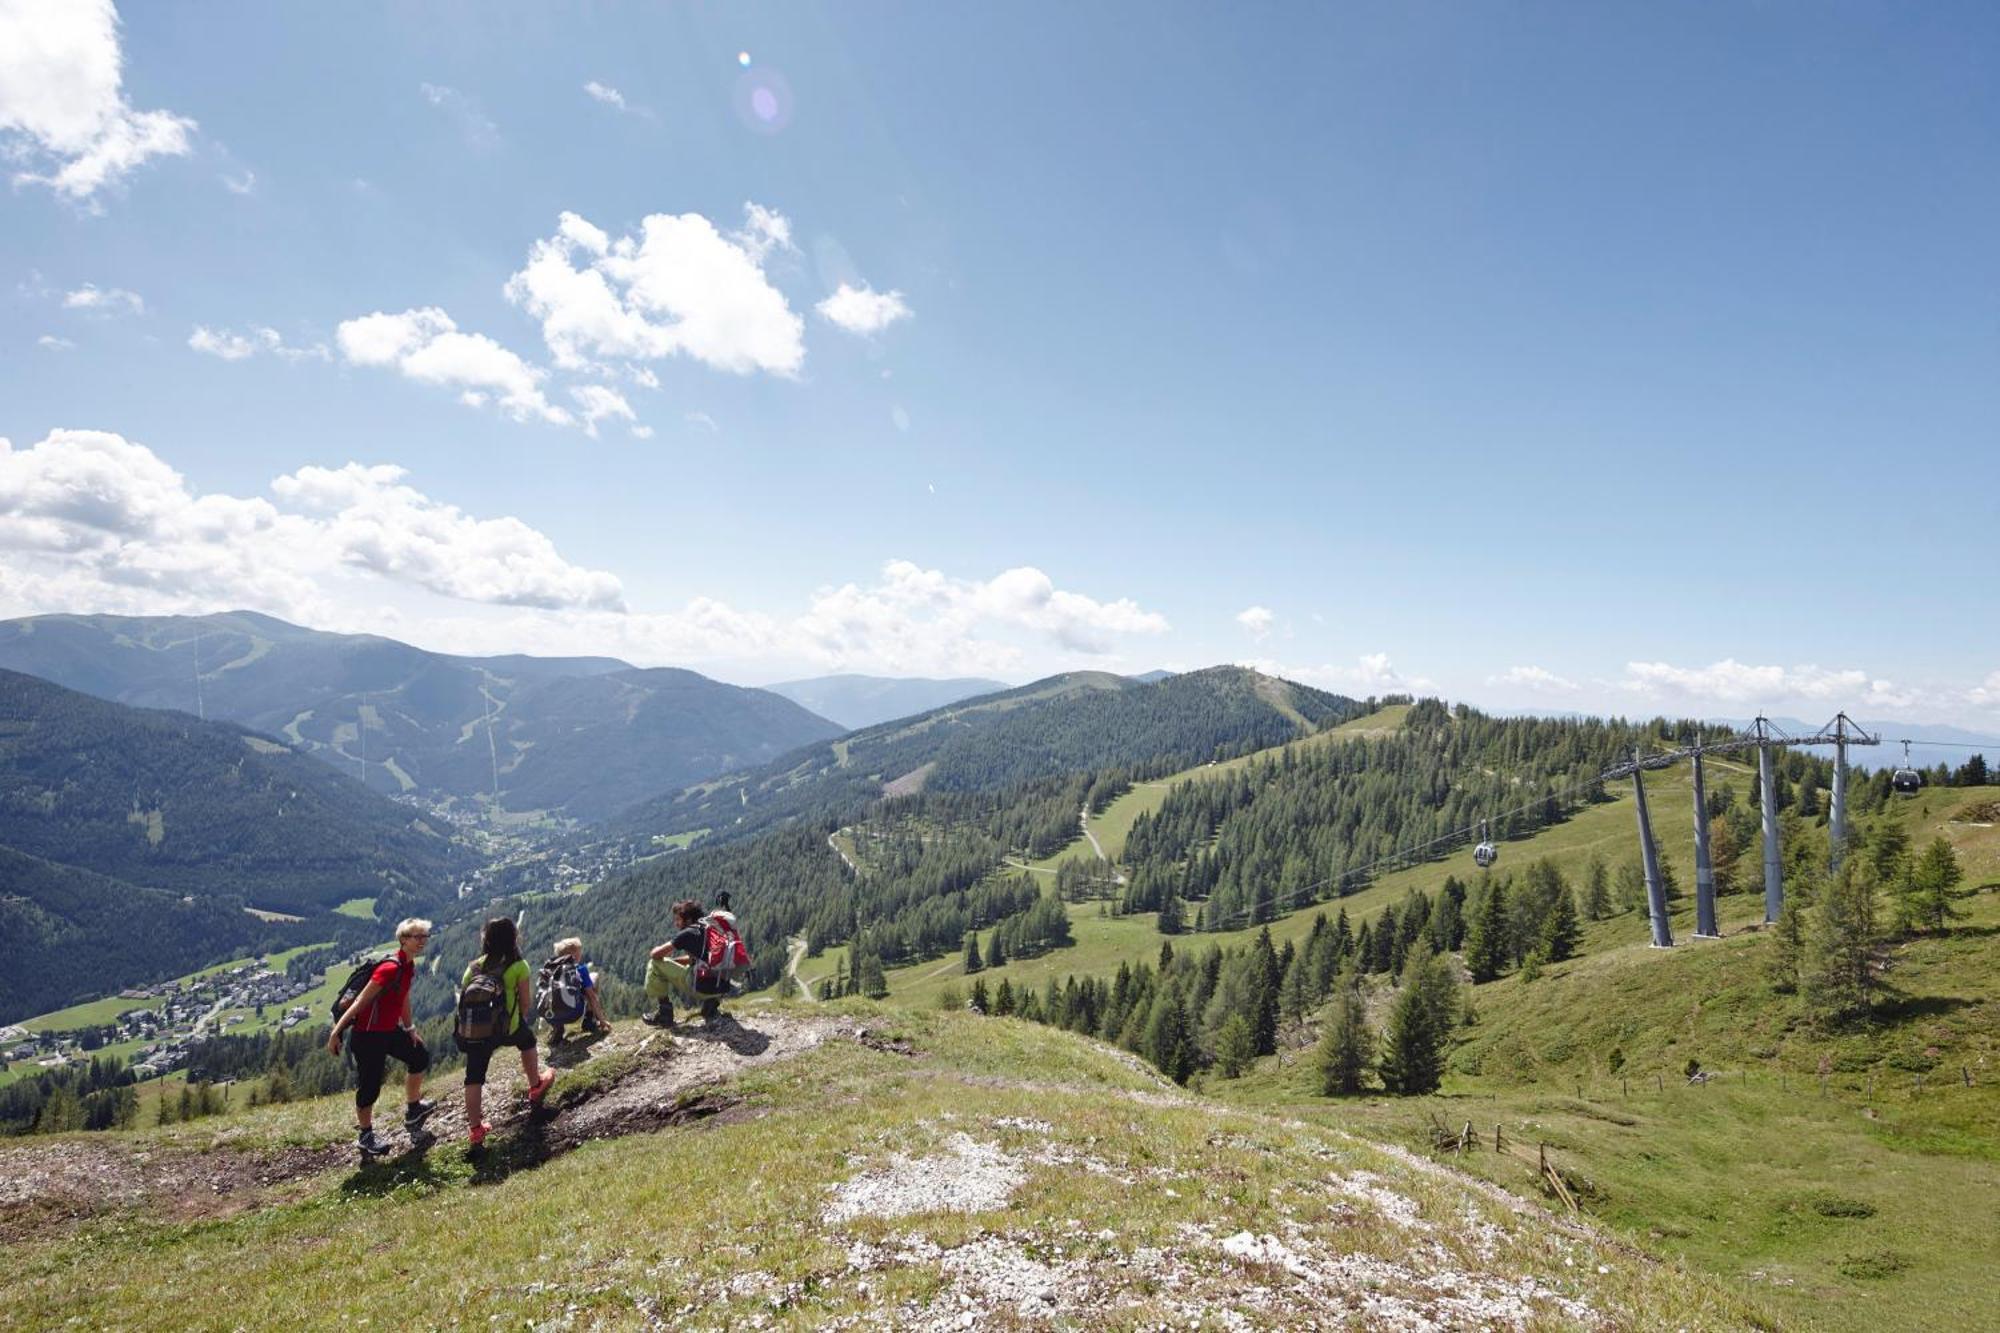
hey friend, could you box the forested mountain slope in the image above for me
[0,669,458,909]
[610,665,1357,845]
[0,612,840,819]
[0,846,290,1022]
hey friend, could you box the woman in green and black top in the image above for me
[458,916,556,1148]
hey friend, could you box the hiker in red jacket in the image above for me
[327,918,437,1156]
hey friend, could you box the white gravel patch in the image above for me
[823,1133,1027,1224]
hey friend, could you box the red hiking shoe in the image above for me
[528,1072,556,1102]
[469,1120,491,1148]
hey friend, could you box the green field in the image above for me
[333,896,377,920]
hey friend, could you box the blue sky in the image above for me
[3,1,1997,724]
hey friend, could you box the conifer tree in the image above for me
[1144,990,1195,1084]
[969,978,990,1014]
[1464,882,1511,983]
[1900,836,1966,935]
[1379,943,1453,1095]
[993,977,1016,1016]
[1315,970,1372,1095]
[1214,1013,1255,1078]
[858,949,889,1000]
[987,930,1006,967]
[963,932,984,974]
[1156,892,1184,936]
[1540,887,1582,963]
[1709,816,1742,896]
[1801,859,1879,1024]
[1583,860,1612,920]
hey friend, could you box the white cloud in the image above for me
[0,432,1169,680]
[63,282,144,315]
[816,282,912,336]
[36,334,73,350]
[1235,605,1275,640]
[1242,653,1434,696]
[505,205,805,377]
[0,0,194,204]
[582,81,628,111]
[419,82,498,150]
[336,307,571,426]
[1491,664,1579,695]
[570,383,639,438]
[0,430,623,615]
[221,167,255,195]
[1619,659,1916,712]
[684,411,718,433]
[188,325,257,360]
[188,324,330,363]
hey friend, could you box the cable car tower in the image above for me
[1602,748,1678,948]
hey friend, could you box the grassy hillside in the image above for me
[1202,785,2000,1333]
[1,1004,1773,1330]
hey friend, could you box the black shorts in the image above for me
[350,1027,431,1106]
[457,1022,535,1086]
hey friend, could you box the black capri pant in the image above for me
[457,1022,536,1086]
[349,1028,431,1107]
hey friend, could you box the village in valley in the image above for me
[1,958,321,1085]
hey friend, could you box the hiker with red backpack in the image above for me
[326,918,437,1158]
[643,896,751,1027]
[455,916,555,1150]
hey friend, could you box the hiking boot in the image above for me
[641,1001,675,1028]
[403,1098,437,1133]
[528,1072,556,1102]
[356,1127,390,1157]
[582,1016,608,1035]
[469,1120,491,1149]
[547,1025,566,1046]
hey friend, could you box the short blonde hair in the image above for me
[395,917,434,940]
[553,937,583,958]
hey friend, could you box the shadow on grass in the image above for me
[545,1030,612,1069]
[1868,992,1976,1025]
[337,1142,454,1197]
[464,1091,740,1188]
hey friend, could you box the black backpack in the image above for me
[330,955,401,1023]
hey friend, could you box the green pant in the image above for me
[645,956,696,1003]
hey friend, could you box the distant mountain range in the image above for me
[612,665,1359,845]
[0,668,466,1021]
[0,612,843,822]
[762,674,1010,730]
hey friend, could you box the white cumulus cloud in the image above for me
[1619,659,1915,712]
[0,430,623,615]
[336,307,571,426]
[63,282,144,315]
[569,383,639,438]
[1242,653,1433,696]
[1235,605,1275,640]
[190,324,330,363]
[36,334,74,350]
[582,81,627,111]
[0,0,195,204]
[816,282,912,335]
[1491,664,1580,695]
[505,205,805,377]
